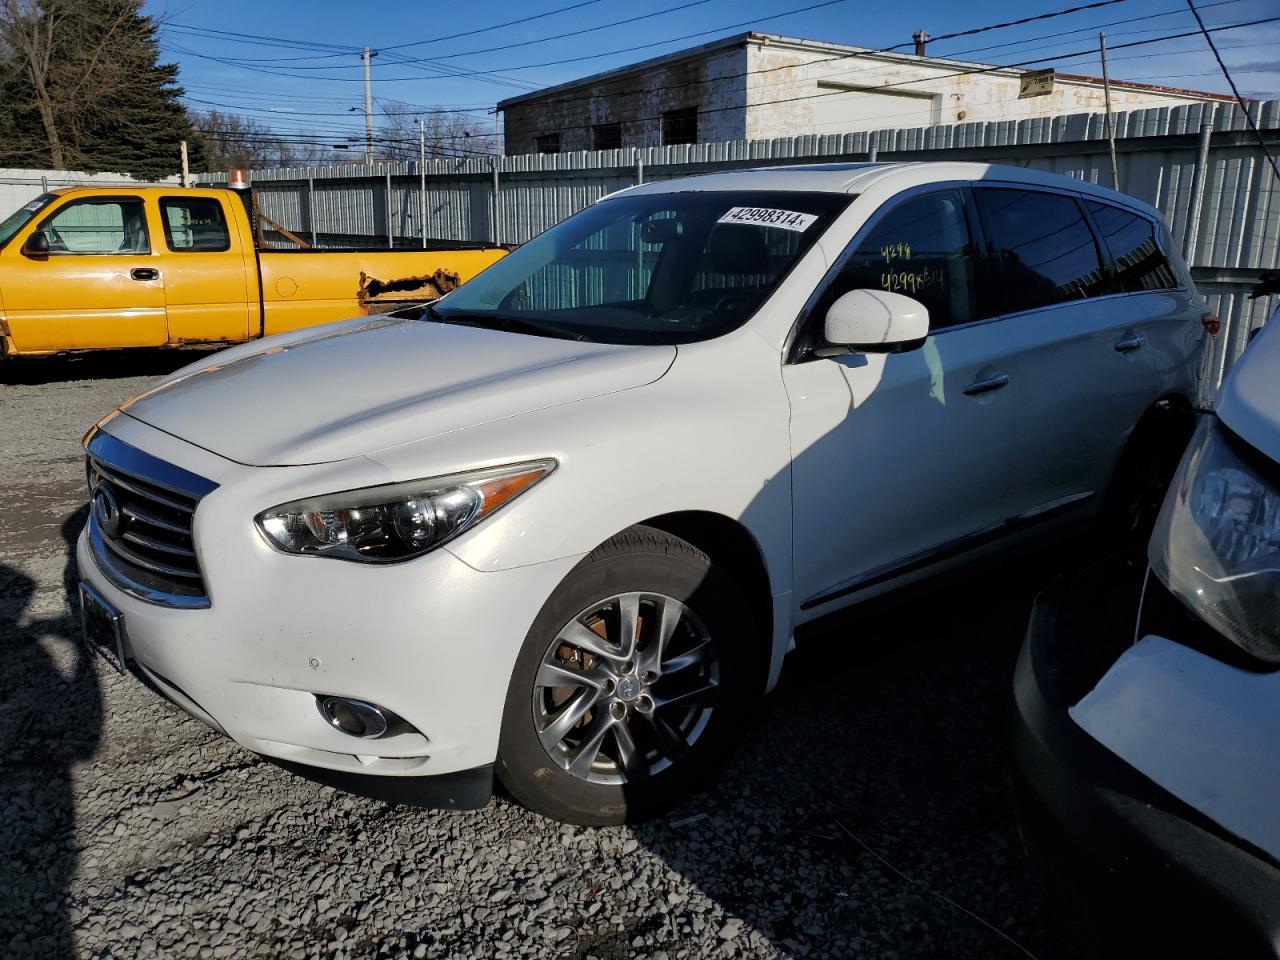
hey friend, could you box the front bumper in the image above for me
[1011,559,1280,957]
[78,416,581,789]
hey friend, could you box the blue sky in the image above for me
[147,0,1280,147]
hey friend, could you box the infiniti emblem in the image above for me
[616,675,641,701]
[93,484,122,537]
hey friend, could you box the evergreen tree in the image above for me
[0,0,201,178]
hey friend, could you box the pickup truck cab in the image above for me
[0,186,505,358]
[77,162,1211,824]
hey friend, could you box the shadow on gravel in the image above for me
[0,507,101,959]
[621,546,1084,960]
[0,350,203,386]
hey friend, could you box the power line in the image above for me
[161,0,611,62]
[488,0,1221,114]
[160,0,848,85]
[940,0,1242,60]
[1183,0,1280,182]
[210,0,720,70]
[163,23,356,53]
[159,41,543,91]
[383,0,609,52]
[181,94,493,124]
[454,0,1127,75]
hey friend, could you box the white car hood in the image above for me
[119,315,675,466]
[1216,319,1280,460]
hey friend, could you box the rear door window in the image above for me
[1085,201,1178,292]
[975,188,1107,315]
[820,188,986,330]
[160,197,231,252]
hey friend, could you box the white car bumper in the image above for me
[78,418,580,782]
[1070,634,1280,862]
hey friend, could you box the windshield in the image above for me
[0,193,56,249]
[433,190,850,345]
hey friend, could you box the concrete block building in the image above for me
[498,32,1233,155]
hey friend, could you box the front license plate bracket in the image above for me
[80,581,128,674]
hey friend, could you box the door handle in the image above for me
[963,372,1010,396]
[131,268,159,281]
[1114,335,1146,353]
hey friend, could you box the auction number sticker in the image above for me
[717,207,818,232]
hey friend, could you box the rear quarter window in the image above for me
[1085,201,1179,292]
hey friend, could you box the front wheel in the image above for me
[496,526,762,825]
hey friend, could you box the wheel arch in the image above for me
[1103,391,1198,536]
[633,510,777,687]
[1125,392,1197,455]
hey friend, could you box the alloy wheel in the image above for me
[531,592,719,785]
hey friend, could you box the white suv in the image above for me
[78,162,1210,823]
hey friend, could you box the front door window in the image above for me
[38,198,150,255]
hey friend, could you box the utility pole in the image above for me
[418,116,427,249]
[180,140,190,188]
[362,46,378,165]
[1099,32,1120,192]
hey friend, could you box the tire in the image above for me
[496,525,762,825]
[1104,403,1194,548]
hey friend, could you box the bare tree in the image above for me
[377,100,497,161]
[193,110,343,172]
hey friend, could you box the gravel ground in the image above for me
[2,352,1058,960]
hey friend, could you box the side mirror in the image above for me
[22,231,50,258]
[819,289,929,356]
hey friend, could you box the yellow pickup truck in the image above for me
[0,186,507,358]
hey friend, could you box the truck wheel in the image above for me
[496,526,761,825]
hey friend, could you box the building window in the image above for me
[593,122,622,151]
[661,107,698,146]
[534,133,561,154]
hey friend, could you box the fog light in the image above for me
[318,696,389,739]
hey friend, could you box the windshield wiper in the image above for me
[418,308,589,342]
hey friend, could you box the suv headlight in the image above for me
[256,460,555,563]
[1149,417,1280,662]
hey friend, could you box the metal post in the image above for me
[1183,114,1214,262]
[419,117,427,249]
[635,148,645,296]
[491,160,501,246]
[180,140,190,188]
[307,176,317,249]
[386,170,394,249]
[868,134,878,163]
[1100,33,1121,191]
[363,46,377,165]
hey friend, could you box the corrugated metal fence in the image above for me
[0,169,178,215]
[197,99,1280,387]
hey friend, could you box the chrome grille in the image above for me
[85,429,218,608]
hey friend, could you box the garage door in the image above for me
[812,83,937,134]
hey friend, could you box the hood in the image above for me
[120,316,675,466]
[1217,320,1280,462]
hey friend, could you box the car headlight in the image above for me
[255,460,555,563]
[1149,417,1280,663]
